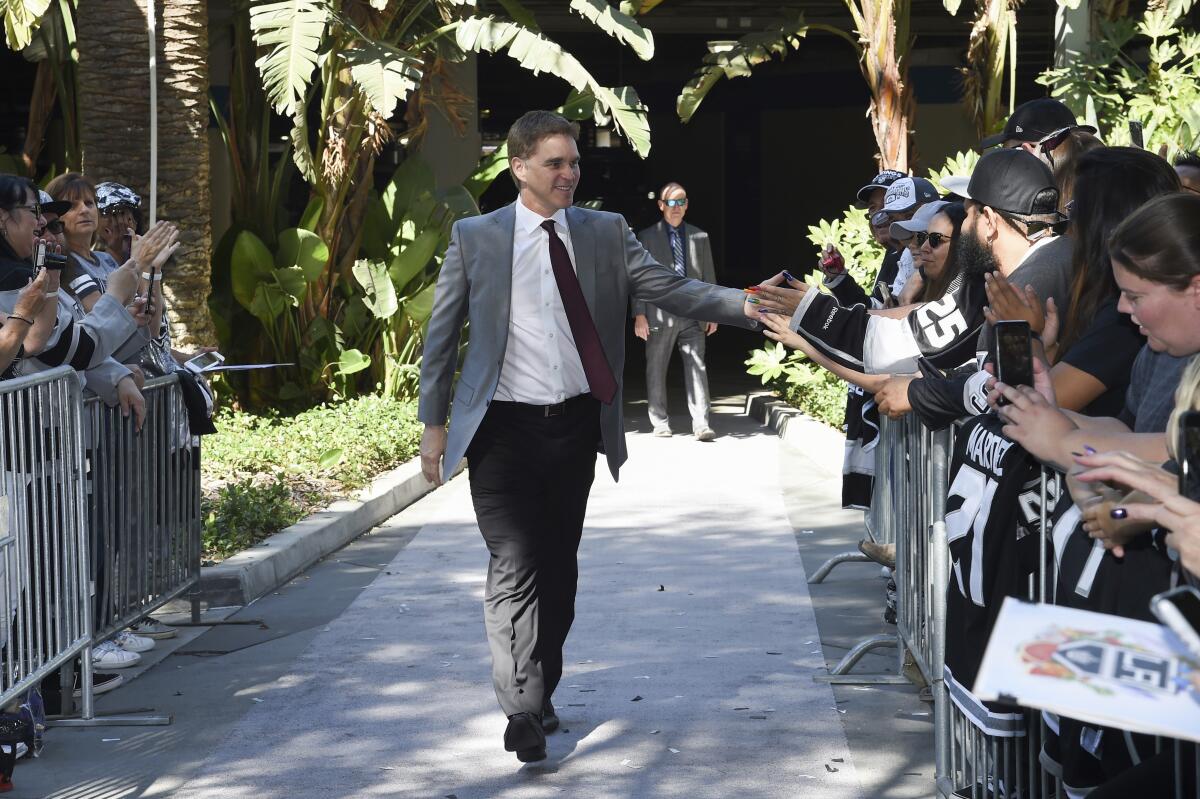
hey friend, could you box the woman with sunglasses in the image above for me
[0,179,59,374]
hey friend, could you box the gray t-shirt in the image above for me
[1120,346,1191,433]
[977,234,1074,355]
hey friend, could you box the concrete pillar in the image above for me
[1054,0,1091,69]
[421,54,482,193]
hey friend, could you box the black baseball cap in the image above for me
[940,148,1065,223]
[855,169,906,205]
[980,98,1095,149]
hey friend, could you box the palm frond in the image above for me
[343,37,424,116]
[455,15,651,155]
[249,0,330,118]
[3,0,51,51]
[676,10,808,123]
[569,0,654,61]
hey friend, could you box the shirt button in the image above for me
[549,333,554,339]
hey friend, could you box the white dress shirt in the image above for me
[494,198,591,405]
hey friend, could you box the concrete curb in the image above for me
[746,392,846,476]
[197,457,463,607]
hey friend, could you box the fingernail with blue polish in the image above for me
[1070,451,1083,457]
[749,298,760,304]
[1110,508,1128,520]
[782,270,797,282]
[1084,445,1097,455]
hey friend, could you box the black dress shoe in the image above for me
[504,712,546,762]
[541,699,559,733]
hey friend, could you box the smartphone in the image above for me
[184,350,224,374]
[122,231,133,261]
[1178,410,1200,501]
[32,240,47,276]
[993,320,1033,405]
[143,264,157,315]
[1151,585,1200,659]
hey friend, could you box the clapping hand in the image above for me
[982,271,1051,335]
[131,222,180,272]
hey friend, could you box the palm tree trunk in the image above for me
[77,0,214,347]
[852,0,914,172]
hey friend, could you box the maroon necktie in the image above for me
[541,220,618,405]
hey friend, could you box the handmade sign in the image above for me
[974,598,1200,743]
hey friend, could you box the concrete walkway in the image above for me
[164,413,858,799]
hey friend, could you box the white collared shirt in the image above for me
[494,197,591,405]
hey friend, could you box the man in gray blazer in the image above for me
[418,111,769,763]
[632,183,718,440]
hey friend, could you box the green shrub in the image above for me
[200,394,424,563]
[745,342,847,429]
[202,479,304,562]
[205,394,423,490]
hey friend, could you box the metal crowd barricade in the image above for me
[0,367,92,711]
[54,373,202,728]
[847,420,1200,798]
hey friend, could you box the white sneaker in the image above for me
[92,640,141,669]
[114,630,155,653]
[130,618,176,640]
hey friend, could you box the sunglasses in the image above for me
[13,203,43,218]
[662,198,688,207]
[36,220,65,236]
[915,232,953,248]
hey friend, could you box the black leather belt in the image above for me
[492,394,594,417]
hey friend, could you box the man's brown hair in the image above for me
[506,111,579,161]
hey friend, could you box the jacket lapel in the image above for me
[566,206,598,315]
[491,203,516,343]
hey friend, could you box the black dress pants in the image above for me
[466,395,600,717]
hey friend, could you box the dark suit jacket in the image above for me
[631,220,717,322]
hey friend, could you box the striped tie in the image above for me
[671,229,685,276]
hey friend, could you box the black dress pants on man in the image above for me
[466,395,601,717]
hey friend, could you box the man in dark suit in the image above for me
[632,183,718,440]
[418,111,773,763]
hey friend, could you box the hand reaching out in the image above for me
[746,271,807,318]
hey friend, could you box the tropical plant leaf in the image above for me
[352,259,399,319]
[382,154,436,225]
[230,230,276,311]
[569,0,654,61]
[273,266,309,304]
[317,447,344,469]
[456,16,651,156]
[336,348,372,376]
[464,143,509,200]
[298,195,324,232]
[343,37,424,116]
[249,281,293,326]
[676,11,809,123]
[403,281,438,324]
[275,227,330,282]
[249,0,329,118]
[290,118,318,184]
[3,0,50,51]
[389,228,441,291]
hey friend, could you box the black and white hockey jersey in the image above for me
[789,269,986,376]
[943,414,1056,735]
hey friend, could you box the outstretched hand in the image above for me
[743,271,805,322]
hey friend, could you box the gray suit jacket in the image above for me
[418,202,753,482]
[631,220,717,323]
